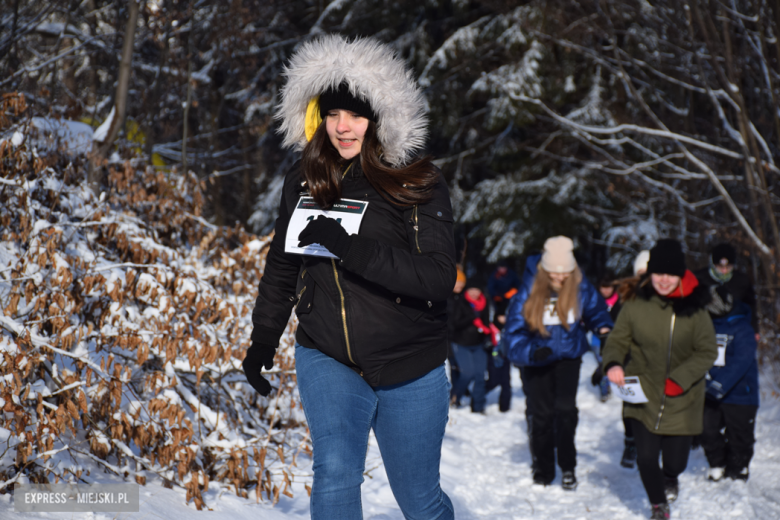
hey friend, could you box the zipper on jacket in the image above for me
[412,205,421,253]
[655,313,676,430]
[295,286,307,308]
[331,258,356,366]
[294,269,308,308]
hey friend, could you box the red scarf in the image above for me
[665,270,699,299]
[605,292,619,309]
[464,292,501,346]
[465,291,487,311]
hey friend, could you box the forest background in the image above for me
[1,0,778,510]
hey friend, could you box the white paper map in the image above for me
[285,197,368,258]
[611,376,649,404]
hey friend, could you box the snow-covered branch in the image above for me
[511,93,744,159]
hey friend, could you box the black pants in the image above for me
[701,400,757,472]
[624,416,634,440]
[485,354,512,411]
[523,357,581,480]
[518,366,535,466]
[519,366,530,414]
[631,419,691,505]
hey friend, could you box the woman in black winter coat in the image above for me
[243,36,456,519]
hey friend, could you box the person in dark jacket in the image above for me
[701,285,759,482]
[447,268,467,399]
[448,276,494,413]
[604,239,717,520]
[485,262,520,412]
[244,35,455,519]
[695,242,759,335]
[485,295,512,412]
[504,236,613,490]
[590,272,621,402]
[487,262,522,304]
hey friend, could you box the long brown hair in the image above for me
[617,274,646,302]
[523,266,583,337]
[301,120,439,209]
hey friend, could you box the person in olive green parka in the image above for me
[603,239,717,520]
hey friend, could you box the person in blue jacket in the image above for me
[701,285,759,482]
[504,236,613,490]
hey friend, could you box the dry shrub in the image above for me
[0,93,310,508]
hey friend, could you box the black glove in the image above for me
[532,346,553,363]
[242,343,276,396]
[298,215,352,258]
[591,366,603,387]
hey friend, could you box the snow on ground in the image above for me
[3,353,779,519]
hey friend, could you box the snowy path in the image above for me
[3,354,780,519]
[435,354,780,520]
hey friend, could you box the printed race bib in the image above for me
[542,298,576,326]
[285,197,368,258]
[611,376,649,404]
[714,333,729,367]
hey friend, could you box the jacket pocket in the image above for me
[393,294,426,322]
[408,203,454,254]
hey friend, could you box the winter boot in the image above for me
[727,467,749,481]
[561,471,578,491]
[650,503,670,519]
[707,466,725,482]
[663,476,679,503]
[620,438,637,468]
[532,469,554,487]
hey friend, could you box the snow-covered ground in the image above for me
[3,353,779,519]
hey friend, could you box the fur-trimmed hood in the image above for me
[636,278,712,318]
[275,34,428,167]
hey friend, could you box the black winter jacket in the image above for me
[251,160,457,387]
[447,292,491,347]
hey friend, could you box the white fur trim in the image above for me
[275,34,428,167]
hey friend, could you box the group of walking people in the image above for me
[241,34,761,520]
[446,263,513,414]
[449,237,760,520]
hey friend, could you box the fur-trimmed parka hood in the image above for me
[636,277,712,318]
[275,34,428,167]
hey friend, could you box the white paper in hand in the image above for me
[611,376,649,404]
[714,333,729,367]
[285,197,369,258]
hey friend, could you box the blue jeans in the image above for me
[451,343,487,412]
[295,344,454,520]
